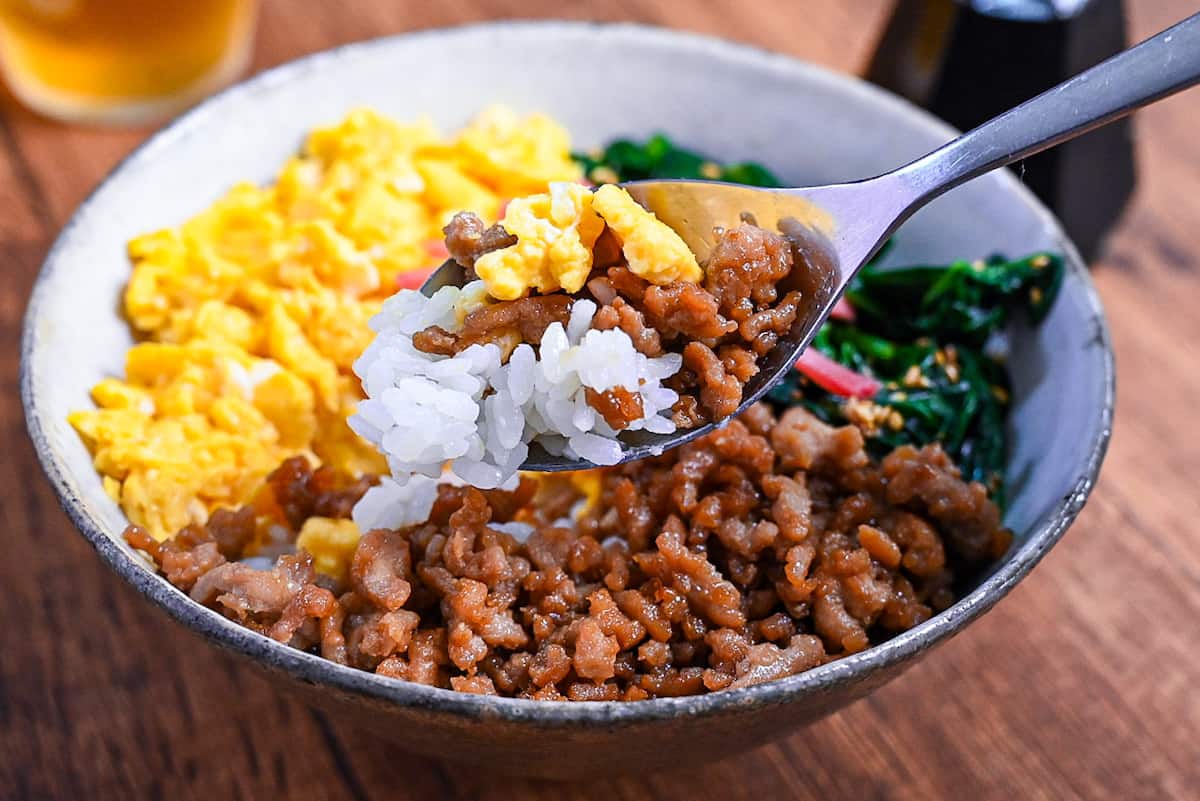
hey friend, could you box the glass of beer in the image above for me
[0,0,259,125]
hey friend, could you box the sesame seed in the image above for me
[1031,254,1050,269]
[902,365,930,388]
[991,385,1010,403]
[700,162,722,179]
[972,259,986,272]
[841,398,907,437]
[891,392,908,402]
[1030,287,1045,305]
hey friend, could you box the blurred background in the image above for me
[1,2,1196,800]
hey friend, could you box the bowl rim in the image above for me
[21,19,1114,726]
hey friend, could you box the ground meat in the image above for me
[578,220,813,430]
[351,529,412,610]
[445,577,529,671]
[719,344,760,383]
[602,265,650,303]
[269,583,339,645]
[882,445,1010,561]
[665,396,698,430]
[585,386,645,431]
[409,326,459,356]
[266,456,376,531]
[413,294,573,356]
[399,629,450,686]
[451,674,499,695]
[640,520,747,629]
[572,617,620,682]
[443,211,518,270]
[189,554,315,628]
[683,341,743,421]
[591,297,663,356]
[204,507,257,560]
[740,402,777,436]
[761,473,812,544]
[590,228,625,270]
[739,290,803,356]
[771,406,870,474]
[704,223,795,323]
[729,634,825,688]
[857,524,902,570]
[131,404,1007,700]
[642,281,737,344]
[162,541,226,591]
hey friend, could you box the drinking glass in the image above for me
[0,0,259,124]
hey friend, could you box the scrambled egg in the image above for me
[71,106,582,545]
[591,184,701,285]
[454,107,583,197]
[569,470,603,514]
[296,517,361,581]
[474,181,604,300]
[474,183,702,300]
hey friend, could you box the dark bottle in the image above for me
[867,0,1134,262]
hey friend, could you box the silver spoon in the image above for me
[426,11,1200,472]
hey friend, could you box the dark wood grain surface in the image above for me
[2,2,1198,798]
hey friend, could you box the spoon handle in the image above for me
[896,11,1200,205]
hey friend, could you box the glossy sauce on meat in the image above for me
[130,406,1009,700]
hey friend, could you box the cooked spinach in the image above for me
[844,253,1064,346]
[575,134,781,186]
[580,136,1065,504]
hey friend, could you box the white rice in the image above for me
[348,281,681,528]
[351,473,441,533]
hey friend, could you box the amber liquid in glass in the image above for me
[0,0,257,124]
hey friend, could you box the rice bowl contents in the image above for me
[350,184,815,504]
[66,106,1064,701]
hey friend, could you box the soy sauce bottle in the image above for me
[867,0,1133,261]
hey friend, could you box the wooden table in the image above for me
[2,2,1197,798]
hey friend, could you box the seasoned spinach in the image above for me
[575,134,782,186]
[844,253,1064,346]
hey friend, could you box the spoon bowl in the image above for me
[419,191,843,472]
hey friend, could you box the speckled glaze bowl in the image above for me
[21,22,1113,779]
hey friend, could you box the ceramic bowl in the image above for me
[21,21,1113,778]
